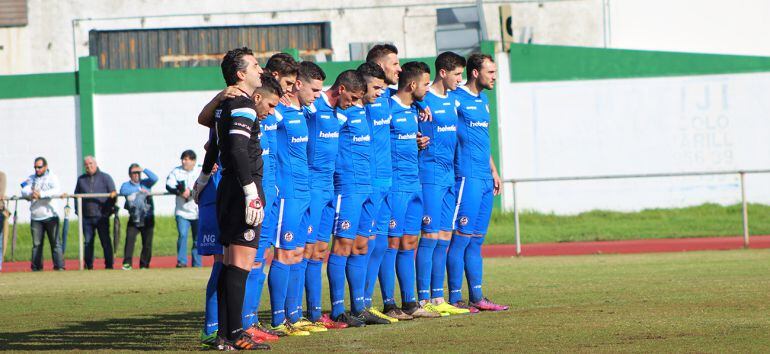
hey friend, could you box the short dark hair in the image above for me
[256,74,283,98]
[366,44,398,63]
[221,47,254,86]
[332,70,366,93]
[265,53,299,77]
[34,157,47,166]
[356,61,386,81]
[298,61,326,82]
[180,150,196,160]
[435,51,466,73]
[398,61,430,89]
[466,53,494,78]
[128,163,141,174]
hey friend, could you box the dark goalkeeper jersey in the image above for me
[215,93,264,186]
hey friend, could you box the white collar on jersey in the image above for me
[390,94,410,109]
[429,86,451,99]
[457,85,480,97]
[320,91,331,107]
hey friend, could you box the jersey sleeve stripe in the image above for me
[336,112,348,124]
[232,108,257,121]
[229,129,251,138]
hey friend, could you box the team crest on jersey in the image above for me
[244,229,256,241]
[283,231,294,242]
[339,220,351,231]
[389,219,397,229]
[459,216,469,226]
[422,215,432,225]
[307,225,313,235]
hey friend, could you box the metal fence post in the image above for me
[740,172,749,248]
[513,181,521,256]
[77,196,84,270]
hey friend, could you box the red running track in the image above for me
[2,235,769,273]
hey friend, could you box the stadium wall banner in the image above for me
[496,44,770,214]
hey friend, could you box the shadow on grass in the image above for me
[0,310,275,351]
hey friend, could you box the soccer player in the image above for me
[305,70,366,328]
[360,44,404,323]
[265,60,331,335]
[213,47,280,350]
[415,51,471,316]
[446,53,508,312]
[380,61,439,319]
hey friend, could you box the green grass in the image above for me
[1,250,769,352]
[4,203,770,261]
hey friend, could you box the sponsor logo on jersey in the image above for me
[389,219,397,229]
[288,119,301,124]
[339,220,351,231]
[398,133,417,140]
[437,125,457,132]
[467,106,477,110]
[443,102,451,106]
[459,216,469,226]
[373,118,391,126]
[351,119,362,124]
[244,229,256,241]
[353,135,371,143]
[283,231,294,242]
[233,122,251,130]
[319,131,339,139]
[291,136,309,143]
[320,114,331,120]
[264,123,277,131]
[215,109,222,119]
[475,99,483,103]
[396,117,407,123]
[370,102,382,107]
[262,148,270,156]
[434,109,446,114]
[422,215,432,225]
[470,121,489,128]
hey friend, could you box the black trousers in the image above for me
[83,216,113,269]
[123,218,154,268]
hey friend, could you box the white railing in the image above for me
[505,169,770,256]
[2,192,173,270]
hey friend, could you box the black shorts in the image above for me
[216,174,265,248]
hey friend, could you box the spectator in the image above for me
[119,163,158,270]
[21,157,64,271]
[74,156,117,270]
[166,150,201,268]
[0,170,6,272]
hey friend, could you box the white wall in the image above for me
[0,96,80,222]
[609,0,770,56]
[0,0,603,74]
[93,91,217,216]
[496,54,770,214]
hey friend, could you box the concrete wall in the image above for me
[496,51,770,213]
[0,0,603,74]
[0,96,79,222]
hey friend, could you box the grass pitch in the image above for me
[1,249,769,352]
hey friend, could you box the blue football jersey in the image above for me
[274,103,310,198]
[260,113,278,188]
[306,92,342,191]
[389,95,420,192]
[453,86,492,179]
[418,88,459,187]
[366,88,393,187]
[334,104,372,193]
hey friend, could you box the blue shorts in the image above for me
[257,184,279,250]
[270,196,312,251]
[196,177,223,256]
[370,185,391,236]
[386,190,423,237]
[421,184,456,233]
[309,189,335,244]
[453,177,494,235]
[333,192,374,239]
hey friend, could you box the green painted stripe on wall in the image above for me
[509,43,770,82]
[0,72,77,99]
[78,57,97,162]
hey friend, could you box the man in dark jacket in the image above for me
[74,156,117,269]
